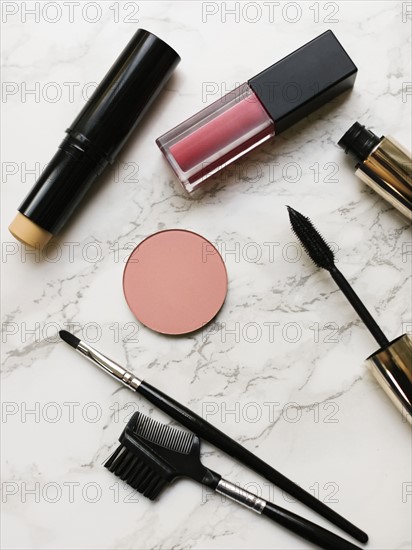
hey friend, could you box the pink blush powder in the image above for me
[123,229,228,335]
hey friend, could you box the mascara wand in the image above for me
[287,206,412,421]
[287,206,388,347]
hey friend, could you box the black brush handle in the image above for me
[261,502,362,550]
[137,381,368,543]
[330,266,389,348]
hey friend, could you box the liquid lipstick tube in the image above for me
[9,29,180,248]
[338,122,412,219]
[156,30,357,192]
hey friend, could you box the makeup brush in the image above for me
[59,330,368,543]
[287,206,412,420]
[106,412,363,550]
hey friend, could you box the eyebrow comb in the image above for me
[105,412,363,550]
[59,329,368,543]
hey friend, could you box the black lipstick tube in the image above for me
[9,29,180,248]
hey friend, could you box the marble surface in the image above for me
[1,2,411,549]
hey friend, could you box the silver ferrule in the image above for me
[77,340,142,391]
[216,478,266,513]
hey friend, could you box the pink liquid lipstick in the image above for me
[157,30,357,192]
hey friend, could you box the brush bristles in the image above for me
[104,413,196,501]
[132,412,194,455]
[287,206,335,271]
[59,330,80,349]
[104,444,168,500]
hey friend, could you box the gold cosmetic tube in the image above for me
[339,123,412,219]
[365,334,412,423]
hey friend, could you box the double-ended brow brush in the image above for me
[59,330,368,543]
[287,206,412,422]
[106,411,363,550]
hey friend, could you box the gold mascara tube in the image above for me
[338,122,412,219]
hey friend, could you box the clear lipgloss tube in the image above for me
[157,83,275,192]
[157,30,357,192]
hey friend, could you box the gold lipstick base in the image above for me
[9,213,53,249]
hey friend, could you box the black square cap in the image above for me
[248,30,357,134]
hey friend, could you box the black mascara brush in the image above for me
[105,412,363,550]
[59,329,368,542]
[287,206,412,421]
[287,206,388,347]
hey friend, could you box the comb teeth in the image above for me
[104,444,168,500]
[104,413,197,501]
[287,206,335,271]
[133,412,194,454]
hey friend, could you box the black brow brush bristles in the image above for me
[287,206,389,348]
[106,412,363,550]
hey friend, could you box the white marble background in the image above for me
[1,1,411,549]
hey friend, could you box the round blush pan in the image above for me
[123,229,228,335]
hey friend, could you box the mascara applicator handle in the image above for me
[329,266,389,348]
[261,502,362,550]
[137,381,368,543]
